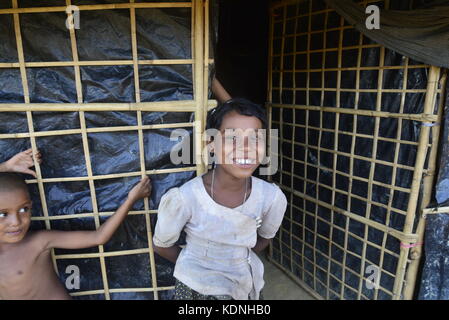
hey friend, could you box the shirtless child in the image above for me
[0,172,151,300]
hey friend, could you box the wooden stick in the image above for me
[0,3,192,15]
[0,59,194,68]
[422,206,449,216]
[392,66,441,299]
[0,100,217,112]
[129,0,159,299]
[193,0,206,175]
[269,104,439,122]
[403,70,447,299]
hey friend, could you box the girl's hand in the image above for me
[127,176,151,203]
[2,149,42,177]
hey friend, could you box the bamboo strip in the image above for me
[65,0,83,103]
[271,0,383,11]
[30,210,158,221]
[193,0,205,175]
[277,166,409,215]
[374,53,409,299]
[278,1,288,278]
[274,140,418,172]
[269,104,439,122]
[362,41,384,299]
[289,204,403,263]
[0,100,217,112]
[265,4,274,262]
[69,286,175,297]
[422,206,449,216]
[272,120,421,146]
[284,185,419,244]
[312,7,328,294]
[0,59,194,68]
[289,3,298,295]
[202,0,210,128]
[0,122,195,139]
[24,166,197,184]
[130,0,159,299]
[267,5,275,106]
[54,248,157,260]
[392,66,441,299]
[273,43,379,55]
[335,11,352,299]
[274,87,428,94]
[79,110,111,299]
[0,2,192,15]
[54,248,151,260]
[64,0,110,296]
[403,71,447,299]
[324,7,344,298]
[274,65,430,73]
[299,0,312,284]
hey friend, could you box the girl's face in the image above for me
[212,111,265,179]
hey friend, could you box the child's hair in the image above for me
[0,173,29,194]
[206,98,267,130]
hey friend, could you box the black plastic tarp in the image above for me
[325,0,449,69]
[0,0,216,300]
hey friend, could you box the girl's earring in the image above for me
[209,149,216,168]
[211,151,216,168]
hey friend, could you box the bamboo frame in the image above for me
[267,0,445,300]
[0,0,212,300]
[403,71,447,299]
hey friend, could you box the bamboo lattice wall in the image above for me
[0,0,213,300]
[267,0,447,300]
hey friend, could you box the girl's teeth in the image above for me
[236,159,254,165]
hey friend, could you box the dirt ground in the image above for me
[259,254,316,300]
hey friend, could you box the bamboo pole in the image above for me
[268,104,439,122]
[129,0,160,300]
[0,3,192,15]
[193,0,206,175]
[65,0,112,298]
[0,100,217,112]
[0,59,194,68]
[203,0,210,127]
[391,66,441,300]
[403,71,447,300]
[423,206,449,216]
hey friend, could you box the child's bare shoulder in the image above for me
[24,230,54,252]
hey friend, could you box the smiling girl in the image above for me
[153,98,287,300]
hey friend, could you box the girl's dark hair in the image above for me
[206,98,267,130]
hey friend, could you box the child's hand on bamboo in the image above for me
[0,148,42,177]
[127,176,151,203]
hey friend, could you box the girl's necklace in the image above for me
[211,169,248,211]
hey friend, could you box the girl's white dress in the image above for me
[153,175,287,300]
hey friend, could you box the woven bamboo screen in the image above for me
[0,0,213,299]
[267,0,447,300]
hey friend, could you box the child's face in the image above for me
[0,189,32,244]
[213,111,265,179]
